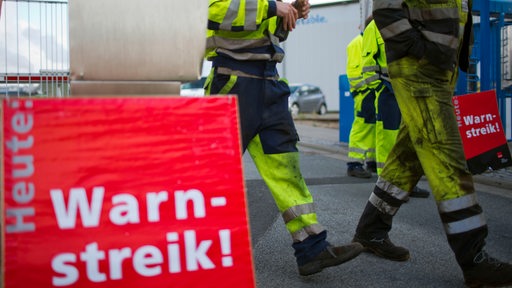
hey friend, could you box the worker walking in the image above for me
[346,17,429,197]
[205,0,363,277]
[346,28,376,179]
[361,19,398,177]
[352,0,512,286]
[361,18,430,197]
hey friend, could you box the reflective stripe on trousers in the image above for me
[348,89,377,163]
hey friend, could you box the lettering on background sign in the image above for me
[297,14,327,25]
[454,98,462,127]
[454,97,502,139]
[5,100,36,233]
[49,186,233,286]
[462,113,501,138]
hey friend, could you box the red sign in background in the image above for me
[453,90,512,173]
[2,97,255,287]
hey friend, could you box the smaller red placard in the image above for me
[453,90,512,174]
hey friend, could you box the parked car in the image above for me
[288,83,328,116]
[0,84,42,96]
[180,77,206,96]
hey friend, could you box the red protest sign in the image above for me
[2,97,255,288]
[453,90,512,174]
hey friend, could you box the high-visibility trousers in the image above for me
[357,56,488,269]
[348,89,376,164]
[374,81,401,174]
[205,65,325,242]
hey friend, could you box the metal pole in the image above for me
[497,13,506,127]
[480,0,491,91]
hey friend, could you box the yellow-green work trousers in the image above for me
[356,56,488,269]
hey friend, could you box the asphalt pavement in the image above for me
[243,120,512,288]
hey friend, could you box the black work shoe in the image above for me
[347,165,372,178]
[366,161,377,173]
[410,186,430,198]
[352,235,410,261]
[298,243,364,276]
[463,251,512,288]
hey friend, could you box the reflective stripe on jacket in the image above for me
[346,34,365,92]
[362,20,389,88]
[207,0,284,62]
[372,0,472,71]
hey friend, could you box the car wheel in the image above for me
[317,104,327,115]
[290,103,300,116]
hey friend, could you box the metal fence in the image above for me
[500,25,512,140]
[0,0,69,98]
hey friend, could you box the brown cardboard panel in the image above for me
[70,81,181,96]
[69,0,207,82]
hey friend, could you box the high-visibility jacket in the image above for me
[346,34,376,165]
[372,0,473,72]
[361,20,389,89]
[206,0,284,63]
[361,19,400,174]
[346,34,365,93]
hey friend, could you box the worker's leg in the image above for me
[374,82,401,174]
[347,89,376,177]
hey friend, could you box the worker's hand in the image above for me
[295,0,310,19]
[276,1,299,31]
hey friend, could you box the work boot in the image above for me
[298,243,364,276]
[352,235,410,261]
[463,251,512,288]
[347,164,372,178]
[410,186,430,198]
[366,161,377,173]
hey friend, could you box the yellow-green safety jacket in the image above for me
[206,0,284,63]
[361,20,390,89]
[346,34,366,94]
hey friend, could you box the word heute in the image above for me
[50,187,233,286]
[5,100,36,233]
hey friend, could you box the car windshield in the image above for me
[181,77,206,89]
[289,85,300,93]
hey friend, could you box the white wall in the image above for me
[279,2,360,112]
